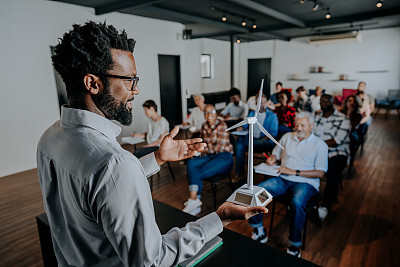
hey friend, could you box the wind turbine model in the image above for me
[226,79,284,207]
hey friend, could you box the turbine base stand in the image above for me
[226,184,273,207]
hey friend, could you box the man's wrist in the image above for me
[154,150,165,166]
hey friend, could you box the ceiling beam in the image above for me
[141,6,288,41]
[95,0,167,16]
[192,30,289,41]
[226,0,306,28]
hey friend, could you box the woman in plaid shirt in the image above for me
[183,104,234,215]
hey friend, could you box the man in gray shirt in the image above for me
[37,21,267,266]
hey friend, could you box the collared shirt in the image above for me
[274,106,296,127]
[37,107,223,267]
[221,100,248,119]
[314,109,351,158]
[244,109,278,139]
[201,119,233,154]
[273,132,328,190]
[147,116,169,144]
[186,106,206,130]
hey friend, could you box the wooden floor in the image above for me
[1,113,399,267]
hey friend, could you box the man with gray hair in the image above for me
[248,112,328,258]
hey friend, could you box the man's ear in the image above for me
[83,74,103,95]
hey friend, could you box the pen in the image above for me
[263,152,269,159]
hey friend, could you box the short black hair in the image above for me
[276,82,282,87]
[143,100,157,112]
[229,87,241,97]
[52,21,136,100]
[296,86,306,93]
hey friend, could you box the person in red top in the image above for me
[274,91,296,137]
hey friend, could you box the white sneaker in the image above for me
[188,206,201,216]
[183,198,202,214]
[251,228,268,243]
[318,206,328,221]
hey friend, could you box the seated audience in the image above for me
[339,95,363,162]
[221,87,248,127]
[183,94,206,131]
[234,95,278,182]
[268,82,283,107]
[313,95,350,221]
[356,85,372,145]
[293,86,312,112]
[246,90,260,113]
[132,100,169,158]
[183,104,234,215]
[249,112,328,258]
[310,86,323,114]
[274,91,296,137]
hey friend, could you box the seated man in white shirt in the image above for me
[132,100,170,158]
[221,87,249,127]
[248,112,328,258]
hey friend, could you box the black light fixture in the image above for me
[222,14,227,21]
[376,0,383,8]
[252,21,257,29]
[241,19,246,27]
[313,2,319,11]
[325,10,331,19]
[236,39,241,44]
[300,0,304,3]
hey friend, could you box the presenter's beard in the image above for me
[97,85,133,126]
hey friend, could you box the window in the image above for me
[200,54,212,78]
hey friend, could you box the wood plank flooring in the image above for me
[0,114,399,266]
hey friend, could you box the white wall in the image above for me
[238,28,400,98]
[0,0,186,177]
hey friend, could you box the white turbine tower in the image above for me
[226,79,284,207]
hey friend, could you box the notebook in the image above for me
[254,163,280,176]
[178,236,223,267]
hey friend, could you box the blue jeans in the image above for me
[187,152,234,195]
[248,177,318,247]
[235,136,274,175]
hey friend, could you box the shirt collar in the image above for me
[292,132,314,143]
[60,106,121,140]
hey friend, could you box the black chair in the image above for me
[148,162,176,192]
[268,193,320,250]
[203,172,233,211]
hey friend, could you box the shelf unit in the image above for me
[309,71,333,74]
[331,79,358,82]
[357,70,389,73]
[287,78,309,81]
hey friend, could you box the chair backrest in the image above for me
[342,88,358,99]
[388,89,400,101]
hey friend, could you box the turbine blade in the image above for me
[256,121,284,149]
[254,79,265,116]
[225,120,247,132]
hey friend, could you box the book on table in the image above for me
[178,236,223,267]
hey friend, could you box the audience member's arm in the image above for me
[131,132,146,138]
[279,167,325,179]
[145,130,167,147]
[220,103,232,118]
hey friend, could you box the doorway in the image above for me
[247,58,271,99]
[158,55,182,128]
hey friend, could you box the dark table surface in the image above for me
[153,200,318,267]
[37,200,318,267]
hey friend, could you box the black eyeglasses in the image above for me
[100,73,139,91]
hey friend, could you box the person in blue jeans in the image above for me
[183,104,234,215]
[249,112,328,258]
[233,95,278,182]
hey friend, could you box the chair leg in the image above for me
[302,213,308,250]
[167,162,176,181]
[212,181,217,211]
[269,200,276,236]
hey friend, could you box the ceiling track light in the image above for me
[325,10,331,19]
[252,21,257,29]
[222,14,227,21]
[236,39,241,44]
[313,2,319,11]
[241,19,246,27]
[300,0,305,3]
[376,0,383,8]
